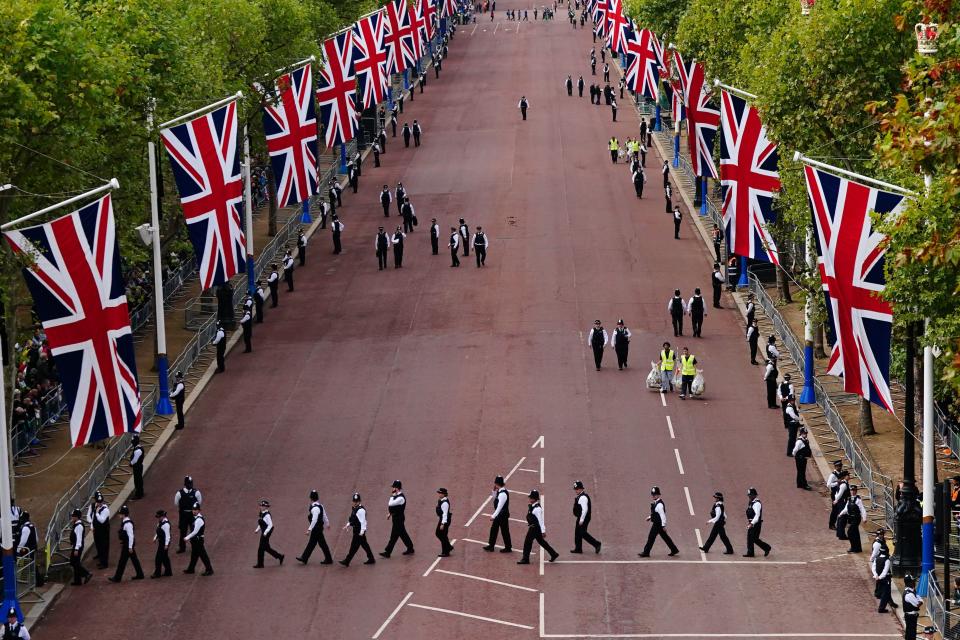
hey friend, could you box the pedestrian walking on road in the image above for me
[744,487,771,557]
[764,358,778,409]
[69,510,92,585]
[472,227,488,267]
[395,182,406,215]
[340,493,376,566]
[130,434,144,499]
[109,505,144,582]
[412,120,423,146]
[436,488,454,557]
[183,505,213,575]
[518,490,558,564]
[688,289,706,337]
[88,493,110,569]
[668,289,687,337]
[712,263,724,308]
[381,480,415,558]
[449,228,461,266]
[565,76,573,96]
[331,215,344,254]
[632,165,646,197]
[577,75,585,97]
[375,227,390,270]
[700,492,734,554]
[267,264,279,307]
[587,320,608,370]
[401,198,416,233]
[430,218,440,255]
[839,485,866,553]
[380,185,392,218]
[611,319,631,370]
[402,123,412,147]
[659,342,676,393]
[792,428,813,490]
[485,476,512,552]
[678,347,698,399]
[253,500,284,568]
[518,96,529,120]
[392,226,406,268]
[639,486,679,557]
[298,490,333,565]
[152,510,172,578]
[571,480,601,554]
[458,218,470,256]
[746,319,760,365]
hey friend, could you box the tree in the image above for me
[623,0,692,39]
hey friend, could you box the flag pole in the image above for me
[799,226,816,404]
[792,152,918,197]
[274,55,316,76]
[0,341,21,622]
[712,79,757,101]
[242,126,257,296]
[159,91,244,130]
[918,163,935,594]
[147,103,174,416]
[0,180,119,231]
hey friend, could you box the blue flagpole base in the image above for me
[246,255,256,296]
[654,105,662,132]
[672,135,679,168]
[155,354,174,415]
[387,83,395,110]
[2,552,21,623]
[339,145,348,174]
[699,178,709,216]
[737,255,749,289]
[403,70,410,90]
[918,521,935,596]
[299,199,311,224]
[800,344,816,404]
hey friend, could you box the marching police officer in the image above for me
[381,480,415,558]
[744,487,771,557]
[688,288,706,338]
[340,493,376,566]
[436,488,453,557]
[170,371,186,429]
[392,226,406,268]
[297,228,307,266]
[1,607,29,639]
[571,480,601,554]
[88,492,110,569]
[212,321,226,373]
[298,490,333,565]
[130,433,144,499]
[282,250,295,292]
[69,509,92,585]
[792,427,813,490]
[903,574,923,640]
[152,509,172,578]
[268,264,280,307]
[183,504,213,576]
[458,218,470,256]
[639,486,679,557]
[240,304,252,353]
[668,289,687,337]
[839,484,867,553]
[518,490,558,564]
[518,96,529,120]
[175,476,202,553]
[700,491,734,554]
[254,281,266,322]
[712,263,724,308]
[448,228,461,267]
[872,544,894,612]
[632,165,645,198]
[380,185,392,218]
[472,227,488,267]
[376,227,390,271]
[611,319,631,370]
[395,182,406,215]
[430,218,440,255]
[109,504,144,582]
[587,320,608,371]
[412,120,423,146]
[484,476,512,552]
[331,214,344,254]
[253,499,284,568]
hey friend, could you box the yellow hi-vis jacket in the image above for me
[660,350,675,371]
[680,354,697,376]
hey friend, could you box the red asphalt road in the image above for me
[38,7,902,640]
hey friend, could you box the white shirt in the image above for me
[256,286,267,301]
[869,539,884,562]
[298,234,308,247]
[707,501,725,524]
[576,494,589,525]
[256,511,274,535]
[413,123,422,134]
[767,343,781,360]
[431,223,440,237]
[392,231,406,244]
[174,488,203,507]
[667,297,688,314]
[268,272,278,284]
[904,590,923,608]
[840,495,867,521]
[610,327,631,348]
[518,99,529,108]
[283,256,294,269]
[491,489,508,518]
[241,310,251,324]
[471,233,488,248]
[308,502,328,531]
[170,381,185,400]
[332,220,344,233]
[121,517,135,550]
[785,404,801,422]
[87,504,109,525]
[155,519,171,546]
[212,328,224,345]
[764,362,776,380]
[350,507,368,535]
[449,234,460,249]
[1,622,30,639]
[17,523,34,550]
[687,296,706,312]
[713,270,724,283]
[185,515,204,540]
[459,224,468,239]
[130,445,144,466]
[872,555,891,579]
[746,326,757,341]
[388,494,406,509]
[780,383,795,402]
[749,499,762,525]
[72,522,84,550]
[531,503,546,533]
[587,328,608,347]
[833,482,849,504]
[792,438,807,456]
[653,501,667,527]
[375,233,392,249]
[827,471,841,490]
[439,499,450,525]
[381,190,392,203]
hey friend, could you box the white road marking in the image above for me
[539,494,546,576]
[494,21,500,33]
[371,591,413,639]
[435,569,538,592]
[695,528,707,561]
[660,393,667,407]
[406,603,534,630]
[461,537,534,554]
[666,416,675,439]
[674,449,685,475]
[422,556,442,578]
[532,435,544,448]
[552,559,806,565]
[540,456,545,483]
[518,468,540,473]
[465,456,526,527]
[683,487,694,516]
[508,489,530,495]
[483,513,527,524]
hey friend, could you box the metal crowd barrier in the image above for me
[0,556,39,602]
[11,387,66,463]
[928,572,960,639]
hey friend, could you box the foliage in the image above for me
[623,0,691,39]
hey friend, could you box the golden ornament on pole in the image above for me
[915,22,938,55]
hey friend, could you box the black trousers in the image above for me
[665,197,672,213]
[749,339,759,364]
[431,235,439,255]
[299,247,306,266]
[673,218,681,238]
[795,455,809,488]
[592,346,603,369]
[905,614,919,640]
[475,246,486,266]
[269,283,278,307]
[178,513,193,552]
[786,424,798,456]
[414,134,421,146]
[488,516,512,550]
[462,237,469,256]
[522,527,557,561]
[846,520,862,552]
[186,538,213,573]
[216,341,225,372]
[113,546,144,580]
[450,247,460,266]
[642,523,678,555]
[343,531,374,564]
[829,499,842,530]
[634,181,643,197]
[403,218,414,233]
[702,521,733,553]
[382,203,390,217]
[374,151,380,167]
[615,345,628,369]
[578,86,583,97]
[71,552,91,585]
[681,374,694,396]
[573,521,600,552]
[876,577,893,611]
[285,271,294,291]
[242,325,252,352]
[567,86,572,96]
[257,532,283,566]
[766,378,778,408]
[404,134,411,147]
[691,312,703,337]
[333,232,342,254]
[300,528,332,563]
[713,283,722,307]
[377,249,388,270]
[93,525,109,568]
[384,518,414,555]
[132,463,144,498]
[394,246,404,268]
[746,522,770,555]
[521,107,527,120]
[154,545,172,577]
[671,313,683,336]
[255,298,264,323]
[436,522,453,554]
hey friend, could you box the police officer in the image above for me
[412,120,423,146]
[784,396,801,456]
[348,161,359,193]
[779,374,795,417]
[518,490,558,564]
[668,289,687,337]
[88,492,110,569]
[571,480,601,554]
[401,198,416,233]
[458,218,470,256]
[700,491,734,554]
[839,484,866,552]
[331,214,344,254]
[484,476,512,552]
[872,544,894,613]
[472,227,488,267]
[268,264,280,307]
[448,227,461,267]
[16,512,39,587]
[254,281,266,322]
[378,127,387,153]
[665,182,673,214]
[390,107,399,136]
[632,165,645,198]
[766,335,780,363]
[565,76,573,96]
[212,321,226,373]
[381,480,415,558]
[1,607,29,639]
[903,574,923,640]
[518,96,529,120]
[688,288,706,338]
[376,226,390,271]
[283,250,295,292]
[69,509,92,585]
[109,504,144,582]
[792,427,813,490]
[297,228,307,266]
[175,476,202,553]
[639,486,679,557]
[435,488,453,557]
[380,185,392,217]
[298,490,333,565]
[130,433,144,499]
[831,469,851,536]
[340,493,376,566]
[658,342,676,393]
[712,263,724,308]
[236,303,251,353]
[171,371,186,428]
[587,320,608,371]
[151,509,172,578]
[672,206,682,239]
[745,293,756,326]
[678,347,698,400]
[392,226,406,268]
[611,319,631,370]
[763,358,778,409]
[395,182,406,215]
[744,487,771,557]
[430,218,440,255]
[253,499,284,568]
[183,505,213,576]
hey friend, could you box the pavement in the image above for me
[31,6,904,640]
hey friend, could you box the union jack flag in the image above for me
[605,0,628,54]
[592,0,607,37]
[441,0,457,17]
[353,10,390,109]
[416,0,438,45]
[262,64,319,208]
[161,100,246,290]
[684,60,719,178]
[803,164,906,413]
[4,194,142,447]
[672,48,689,101]
[625,26,660,100]
[719,90,781,266]
[317,31,359,148]
[384,0,416,74]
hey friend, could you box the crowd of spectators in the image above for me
[11,328,59,446]
[123,248,191,317]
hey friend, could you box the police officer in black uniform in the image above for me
[130,433,145,499]
[376,227,390,271]
[430,218,440,255]
[16,512,40,587]
[587,320,608,370]
[1,607,29,639]
[792,427,813,490]
[458,218,470,257]
[109,504,144,582]
[152,509,172,578]
[171,371,186,429]
[254,281,266,322]
[88,492,110,569]
[472,226,488,267]
[744,487,771,557]
[688,288,706,338]
[183,505,213,575]
[282,250,295,292]
[872,544,894,613]
[267,264,280,307]
[297,228,307,266]
[298,490,333,565]
[380,185,392,218]
[484,476,512,552]
[175,476,201,553]
[668,289,685,337]
[340,493,376,566]
[700,491,734,554]
[639,486,679,557]
[212,321,226,373]
[611,319,631,370]
[253,499,284,568]
[240,304,252,353]
[69,509,92,585]
[435,488,453,557]
[518,489,558,564]
[571,480,601,554]
[902,574,923,640]
[332,214,344,254]
[381,480,415,558]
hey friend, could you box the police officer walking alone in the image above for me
[130,433,145,499]
[109,504,144,582]
[381,480,415,558]
[902,574,923,640]
[253,500,284,567]
[376,227,390,271]
[435,488,453,557]
[639,486,679,557]
[392,226,406,268]
[298,490,333,565]
[340,493,376,566]
[700,492,734,554]
[518,490,558,564]
[744,487,771,557]
[587,320,608,370]
[518,96,529,120]
[570,481,601,554]
[484,476,512,552]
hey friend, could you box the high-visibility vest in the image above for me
[610,140,619,151]
[680,355,696,376]
[660,350,674,371]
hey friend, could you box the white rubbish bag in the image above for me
[646,362,661,390]
[673,367,683,388]
[692,369,705,396]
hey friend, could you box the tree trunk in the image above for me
[267,167,278,237]
[814,323,827,358]
[776,267,793,303]
[859,397,876,436]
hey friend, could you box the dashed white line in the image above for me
[405,603,535,630]
[494,21,500,33]
[372,591,413,639]
[694,528,707,561]
[461,537,534,554]
[660,393,667,407]
[422,539,456,577]
[683,487,694,516]
[483,513,527,525]
[465,457,526,527]
[435,569,538,592]
[666,416,675,438]
[674,449,685,475]
[540,456,545,483]
[518,468,539,474]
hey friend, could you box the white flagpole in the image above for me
[0,348,20,620]
[792,152,918,198]
[148,104,174,416]
[0,180,119,232]
[242,126,256,295]
[159,91,244,130]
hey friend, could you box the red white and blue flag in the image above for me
[719,90,781,266]
[803,164,905,413]
[592,0,607,37]
[441,0,457,18]
[668,48,686,121]
[684,60,719,178]
[384,0,416,74]
[262,64,319,207]
[353,10,390,109]
[161,100,246,290]
[317,31,359,148]
[415,0,438,46]
[4,194,142,447]
[605,0,628,54]
[625,26,660,100]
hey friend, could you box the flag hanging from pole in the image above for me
[353,10,390,109]
[262,64,319,207]
[625,26,660,100]
[317,31,359,148]
[4,194,142,447]
[384,0,416,74]
[684,60,719,178]
[605,0,628,54]
[802,163,905,413]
